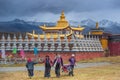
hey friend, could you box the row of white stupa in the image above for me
[0,33,103,52]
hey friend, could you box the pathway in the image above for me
[0,62,110,72]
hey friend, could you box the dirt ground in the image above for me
[0,63,120,80]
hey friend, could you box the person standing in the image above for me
[12,48,17,55]
[69,54,76,76]
[1,49,6,64]
[12,48,17,63]
[26,58,38,79]
[34,47,39,60]
[34,47,38,56]
[53,54,63,78]
[44,55,52,78]
[20,49,25,59]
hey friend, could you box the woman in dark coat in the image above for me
[53,54,63,77]
[44,55,52,78]
[26,58,37,79]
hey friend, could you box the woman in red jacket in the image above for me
[26,58,38,79]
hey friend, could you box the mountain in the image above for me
[0,19,56,34]
[98,19,120,34]
[27,21,55,26]
[69,19,120,34]
[0,19,120,34]
[0,19,43,33]
[69,19,96,27]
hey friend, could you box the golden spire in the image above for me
[96,22,99,29]
[56,10,69,27]
[43,24,46,27]
[89,32,91,35]
[32,30,35,36]
[60,10,65,21]
[78,25,81,28]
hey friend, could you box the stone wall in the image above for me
[2,51,104,62]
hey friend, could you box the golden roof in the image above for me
[27,11,85,38]
[40,24,69,30]
[40,11,69,30]
[90,22,104,35]
[40,11,84,31]
[27,33,71,39]
[27,30,73,38]
[75,34,84,38]
[27,28,73,38]
[71,25,84,31]
[91,31,103,35]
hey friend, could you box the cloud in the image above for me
[0,0,120,21]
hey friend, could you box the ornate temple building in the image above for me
[27,11,84,39]
[90,22,120,56]
[0,11,107,61]
[0,11,103,52]
[90,22,108,50]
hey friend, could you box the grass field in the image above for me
[0,63,120,80]
[79,56,120,63]
[0,56,120,80]
[1,56,120,67]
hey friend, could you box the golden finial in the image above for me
[57,10,68,27]
[89,32,91,35]
[96,22,99,29]
[78,25,81,28]
[61,10,64,15]
[60,10,65,20]
[43,24,46,27]
[32,30,35,36]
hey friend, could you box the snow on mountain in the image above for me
[69,20,80,27]
[10,19,27,24]
[99,19,119,28]
[69,19,96,27]
[80,19,96,27]
[0,18,120,34]
[27,21,55,26]
[69,19,120,34]
[0,19,42,33]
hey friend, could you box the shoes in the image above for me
[56,75,60,78]
[29,76,32,79]
[68,74,74,76]
[57,76,60,78]
[44,76,50,78]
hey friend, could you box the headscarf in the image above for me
[27,58,32,62]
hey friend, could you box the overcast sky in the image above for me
[0,0,120,22]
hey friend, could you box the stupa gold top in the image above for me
[27,11,84,39]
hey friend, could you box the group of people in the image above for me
[26,54,76,79]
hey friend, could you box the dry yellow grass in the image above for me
[79,56,120,63]
[1,56,120,67]
[0,63,120,80]
[0,56,120,80]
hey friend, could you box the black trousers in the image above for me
[28,69,34,77]
[55,64,61,77]
[44,67,51,77]
[69,65,74,76]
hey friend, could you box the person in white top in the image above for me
[1,49,6,64]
